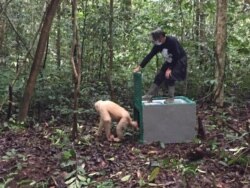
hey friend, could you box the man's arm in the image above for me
[139,45,159,68]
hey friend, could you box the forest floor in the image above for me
[0,102,249,188]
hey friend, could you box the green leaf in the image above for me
[29,181,37,186]
[75,179,80,188]
[68,181,77,188]
[97,180,114,188]
[69,149,76,158]
[148,167,160,182]
[138,179,146,187]
[77,165,86,174]
[17,179,33,185]
[65,177,76,185]
[77,174,87,182]
[88,171,101,177]
[61,160,76,168]
[120,174,131,182]
[61,149,76,161]
[62,150,73,161]
[65,170,77,180]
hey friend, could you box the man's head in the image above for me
[151,28,166,45]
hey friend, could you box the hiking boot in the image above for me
[165,86,175,103]
[165,98,174,103]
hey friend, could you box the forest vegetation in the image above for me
[0,0,249,187]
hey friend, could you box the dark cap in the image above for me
[151,28,165,41]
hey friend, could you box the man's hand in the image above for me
[165,68,172,79]
[133,66,141,73]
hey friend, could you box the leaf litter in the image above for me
[0,103,249,187]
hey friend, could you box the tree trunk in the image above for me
[7,85,13,120]
[194,0,200,55]
[108,0,114,100]
[0,19,5,55]
[0,2,6,57]
[199,0,208,66]
[56,3,61,68]
[18,0,62,122]
[214,0,227,107]
[98,37,104,79]
[80,0,88,82]
[195,0,207,66]
[70,0,82,140]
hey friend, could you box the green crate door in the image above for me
[133,73,143,142]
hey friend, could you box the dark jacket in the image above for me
[140,36,187,81]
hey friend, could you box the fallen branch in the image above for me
[224,119,250,143]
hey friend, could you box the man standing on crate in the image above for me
[133,28,187,102]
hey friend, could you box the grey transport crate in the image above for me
[142,96,197,144]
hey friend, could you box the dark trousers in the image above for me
[153,56,187,87]
[153,70,175,87]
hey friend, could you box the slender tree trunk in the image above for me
[194,0,200,56]
[70,0,82,140]
[7,85,12,120]
[195,0,207,65]
[214,0,227,107]
[108,0,114,100]
[18,0,62,121]
[98,37,104,79]
[0,19,5,56]
[0,2,6,57]
[177,0,188,95]
[80,0,88,82]
[199,0,208,66]
[56,4,61,68]
[175,0,183,41]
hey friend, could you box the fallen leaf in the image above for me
[121,174,131,182]
[110,171,122,178]
[137,169,142,179]
[148,150,159,155]
[107,157,115,161]
[148,167,160,182]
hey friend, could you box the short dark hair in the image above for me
[151,28,165,41]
